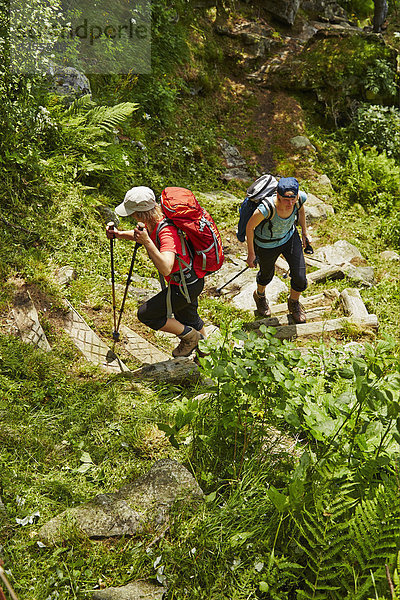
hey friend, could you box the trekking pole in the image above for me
[216,265,250,294]
[114,225,144,340]
[108,222,118,339]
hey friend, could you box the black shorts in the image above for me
[255,229,307,293]
[137,278,205,331]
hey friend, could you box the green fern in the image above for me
[343,485,400,600]
[64,94,96,116]
[293,484,400,600]
[62,99,138,133]
[85,102,138,132]
[55,96,138,179]
[295,507,349,599]
[392,551,400,599]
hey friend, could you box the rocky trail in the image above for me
[6,191,381,385]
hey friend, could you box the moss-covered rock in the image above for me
[267,30,397,120]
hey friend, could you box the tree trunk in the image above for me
[373,0,388,32]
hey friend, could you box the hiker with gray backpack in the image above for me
[238,175,310,324]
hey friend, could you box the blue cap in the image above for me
[277,177,299,197]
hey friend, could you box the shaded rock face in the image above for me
[39,459,203,544]
[91,581,166,600]
[216,20,275,60]
[48,64,91,100]
[301,0,347,21]
[266,33,395,121]
[262,0,301,25]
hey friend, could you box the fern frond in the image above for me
[64,94,96,116]
[85,102,138,132]
[295,508,349,598]
[341,485,400,599]
[349,485,400,572]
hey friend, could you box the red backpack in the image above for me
[158,187,224,277]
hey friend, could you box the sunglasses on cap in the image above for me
[279,193,297,199]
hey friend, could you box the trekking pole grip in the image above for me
[107,221,116,239]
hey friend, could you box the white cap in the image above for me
[115,186,156,216]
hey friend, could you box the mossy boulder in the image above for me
[267,30,397,120]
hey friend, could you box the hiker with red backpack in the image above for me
[243,176,309,324]
[106,186,223,357]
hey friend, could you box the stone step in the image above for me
[247,305,331,329]
[119,325,170,365]
[63,301,129,374]
[12,288,51,351]
[271,315,378,341]
[340,288,369,319]
[270,289,339,314]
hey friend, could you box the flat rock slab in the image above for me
[127,357,200,383]
[269,290,339,315]
[313,240,363,265]
[232,277,288,311]
[92,581,166,600]
[204,257,249,294]
[12,289,51,351]
[120,325,170,365]
[63,301,129,373]
[307,264,375,287]
[39,459,203,544]
[271,315,378,340]
[380,250,400,263]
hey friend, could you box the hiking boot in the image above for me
[172,328,203,358]
[288,298,306,324]
[253,291,271,317]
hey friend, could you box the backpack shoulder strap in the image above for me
[156,218,173,247]
[258,196,276,237]
[295,191,307,212]
[156,217,191,266]
[259,196,276,220]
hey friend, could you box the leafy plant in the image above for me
[365,59,398,99]
[292,483,400,600]
[335,142,400,206]
[351,104,400,159]
[45,94,138,183]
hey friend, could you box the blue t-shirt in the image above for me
[254,191,307,249]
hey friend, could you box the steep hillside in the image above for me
[0,1,399,599]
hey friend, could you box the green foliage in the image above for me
[335,142,400,206]
[292,483,400,599]
[365,59,398,99]
[183,327,307,480]
[337,0,374,18]
[160,329,399,492]
[293,35,396,122]
[0,335,168,598]
[43,94,137,188]
[350,104,400,159]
